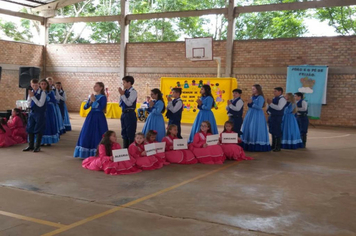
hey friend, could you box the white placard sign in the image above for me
[155,142,166,153]
[144,143,157,156]
[173,139,188,150]
[221,133,238,144]
[206,134,219,146]
[112,149,130,162]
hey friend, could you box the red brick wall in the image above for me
[0,40,43,110]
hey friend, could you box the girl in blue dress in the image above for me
[188,84,218,143]
[39,79,60,146]
[74,82,108,158]
[47,77,66,135]
[281,93,304,149]
[55,82,72,131]
[142,88,166,142]
[241,84,271,152]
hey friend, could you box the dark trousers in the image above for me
[297,116,309,135]
[121,112,137,140]
[27,112,46,134]
[268,115,283,138]
[168,119,182,139]
[229,116,243,136]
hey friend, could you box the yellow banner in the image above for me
[160,77,238,125]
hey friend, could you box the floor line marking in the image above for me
[0,210,67,228]
[41,162,240,236]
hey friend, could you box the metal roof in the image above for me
[0,0,56,8]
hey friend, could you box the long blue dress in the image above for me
[63,103,72,131]
[188,96,218,143]
[41,91,60,144]
[74,95,108,158]
[241,95,271,152]
[281,103,304,149]
[142,100,165,142]
[52,90,66,135]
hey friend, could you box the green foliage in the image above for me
[315,6,356,35]
[0,19,33,42]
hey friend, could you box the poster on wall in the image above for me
[160,77,238,125]
[286,65,328,119]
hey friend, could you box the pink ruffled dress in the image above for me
[162,135,197,164]
[7,116,27,144]
[0,125,17,148]
[189,132,225,165]
[128,142,164,171]
[145,140,170,165]
[220,131,253,161]
[82,143,142,175]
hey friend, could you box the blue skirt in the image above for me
[54,103,66,135]
[63,103,72,131]
[188,110,218,143]
[281,114,304,149]
[142,113,165,142]
[241,109,271,152]
[41,103,60,144]
[74,110,108,158]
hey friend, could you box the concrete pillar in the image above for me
[120,0,130,79]
[225,0,236,77]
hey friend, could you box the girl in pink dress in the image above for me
[7,108,27,144]
[82,131,141,175]
[0,118,17,148]
[189,121,225,164]
[145,130,169,165]
[128,132,164,171]
[162,124,197,164]
[220,121,253,161]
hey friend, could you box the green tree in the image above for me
[315,6,356,35]
[235,0,307,39]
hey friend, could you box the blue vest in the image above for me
[120,88,137,111]
[227,97,243,117]
[267,96,286,116]
[31,89,47,114]
[297,99,308,115]
[166,98,183,121]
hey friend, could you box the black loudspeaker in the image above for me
[19,67,40,88]
[0,66,2,80]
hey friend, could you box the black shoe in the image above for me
[23,133,34,151]
[23,146,34,151]
[33,147,41,152]
[273,138,281,152]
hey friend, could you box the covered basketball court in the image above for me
[1,0,356,235]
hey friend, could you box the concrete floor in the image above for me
[0,113,355,236]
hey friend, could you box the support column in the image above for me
[225,0,236,77]
[40,18,50,78]
[120,0,130,79]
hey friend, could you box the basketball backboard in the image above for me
[185,37,213,61]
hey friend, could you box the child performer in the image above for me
[47,77,65,135]
[7,108,27,144]
[188,85,218,143]
[281,93,304,149]
[294,92,309,147]
[166,88,183,138]
[267,87,287,152]
[118,76,137,148]
[128,133,164,171]
[23,79,47,152]
[40,79,60,146]
[55,82,72,131]
[162,124,197,164]
[142,88,166,142]
[0,118,17,148]
[137,96,151,119]
[145,130,169,165]
[226,89,244,136]
[241,84,271,152]
[220,121,252,161]
[82,131,141,175]
[189,121,225,165]
[74,82,108,158]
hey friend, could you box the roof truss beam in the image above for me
[0,8,44,23]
